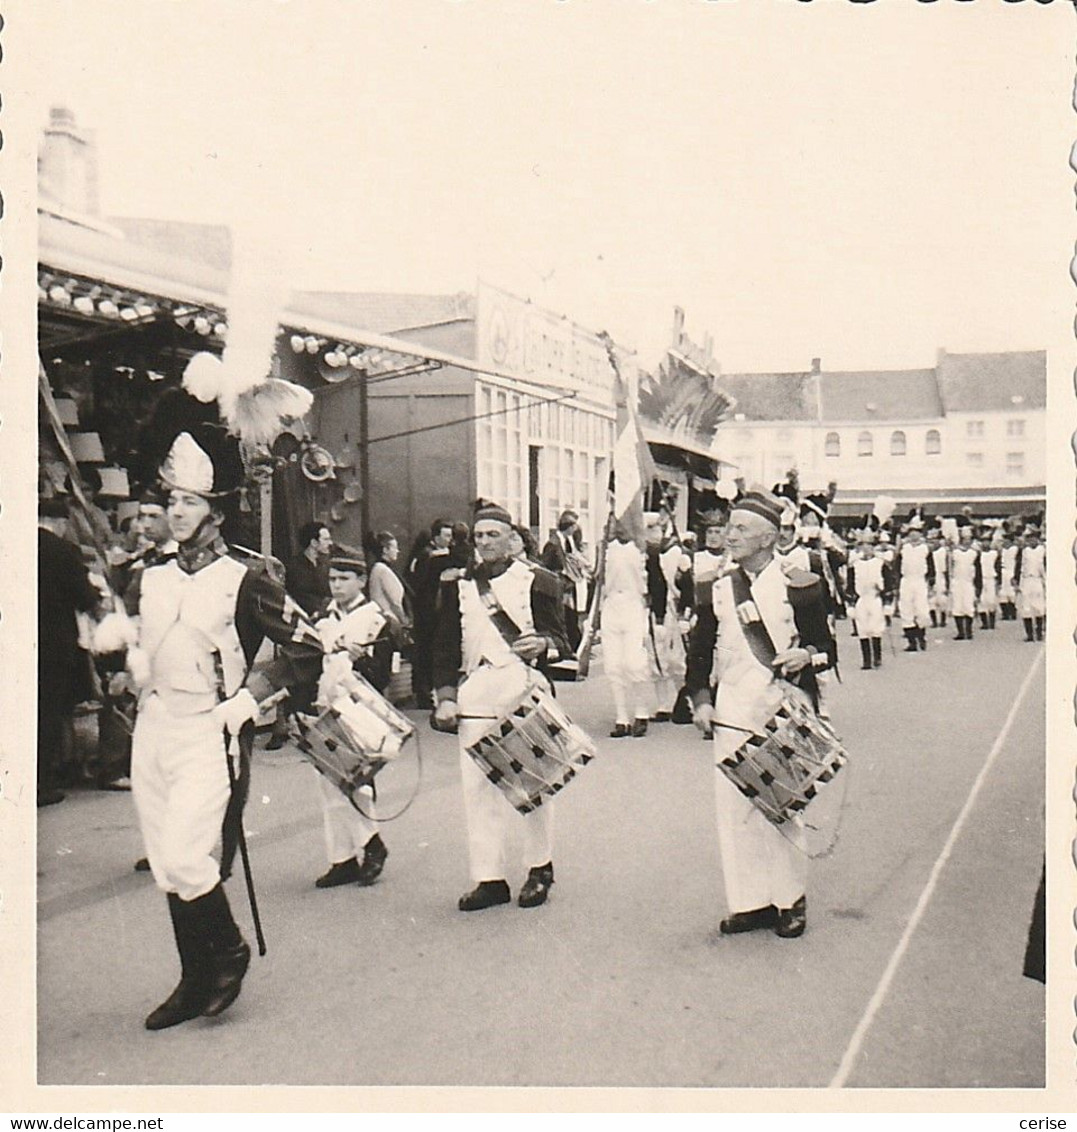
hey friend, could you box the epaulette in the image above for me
[528,562,563,598]
[230,544,286,586]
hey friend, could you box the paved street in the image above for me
[37,617,1045,1089]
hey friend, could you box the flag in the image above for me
[610,356,656,547]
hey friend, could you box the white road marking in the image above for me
[829,648,1044,1088]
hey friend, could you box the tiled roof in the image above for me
[109,217,232,272]
[819,368,942,422]
[937,350,1046,413]
[717,371,816,421]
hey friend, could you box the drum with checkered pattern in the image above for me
[716,683,847,826]
[294,675,415,809]
[465,684,596,814]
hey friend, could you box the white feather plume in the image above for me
[182,352,225,404]
[222,378,314,447]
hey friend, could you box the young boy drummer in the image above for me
[308,544,393,889]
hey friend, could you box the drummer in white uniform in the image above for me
[308,545,392,890]
[686,490,835,940]
[432,503,571,911]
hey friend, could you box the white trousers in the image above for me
[647,616,686,714]
[899,577,930,629]
[458,665,554,883]
[978,579,998,613]
[132,694,230,901]
[714,765,807,914]
[602,599,651,724]
[1019,579,1046,618]
[854,594,884,638]
[931,586,950,614]
[316,769,377,864]
[950,579,977,618]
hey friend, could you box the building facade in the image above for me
[715,351,1046,519]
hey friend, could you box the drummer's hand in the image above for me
[433,699,459,727]
[345,640,370,662]
[772,647,811,675]
[511,633,549,661]
[692,702,716,734]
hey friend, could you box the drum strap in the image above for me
[472,569,524,647]
[729,567,779,671]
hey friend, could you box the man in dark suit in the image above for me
[286,521,332,616]
[541,509,584,653]
[38,497,101,806]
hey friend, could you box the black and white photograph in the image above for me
[2,0,1074,1114]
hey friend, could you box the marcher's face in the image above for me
[474,520,513,563]
[704,526,724,550]
[724,510,776,563]
[139,505,169,543]
[167,490,214,544]
[315,528,333,554]
[644,518,663,549]
[383,538,399,563]
[328,567,365,605]
[434,526,453,549]
[507,530,526,560]
[778,523,796,550]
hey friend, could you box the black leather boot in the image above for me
[917,628,928,650]
[518,862,554,908]
[860,639,872,670]
[1024,618,1035,642]
[1035,617,1044,641]
[930,610,938,628]
[903,628,918,652]
[195,884,251,1018]
[145,894,210,1031]
[871,638,882,668]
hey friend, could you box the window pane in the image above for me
[926,430,941,455]
[857,431,873,457]
[825,432,840,457]
[890,430,906,456]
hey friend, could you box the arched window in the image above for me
[890,430,907,456]
[825,431,840,458]
[857,431,873,457]
[925,429,941,456]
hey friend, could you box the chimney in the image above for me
[810,357,821,375]
[672,306,685,347]
[38,106,100,216]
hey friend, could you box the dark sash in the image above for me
[473,568,524,647]
[729,567,779,672]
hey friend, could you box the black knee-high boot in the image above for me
[940,611,947,627]
[903,628,918,652]
[871,637,882,668]
[930,609,938,628]
[145,894,211,1031]
[954,617,966,640]
[1024,618,1035,642]
[979,612,989,630]
[917,627,928,650]
[860,638,872,670]
[988,611,996,629]
[194,884,251,1018]
[1035,617,1044,641]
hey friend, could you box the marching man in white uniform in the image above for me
[1016,527,1046,642]
[105,424,323,1030]
[308,545,392,890]
[601,522,653,738]
[685,490,835,939]
[432,503,571,911]
[896,520,933,652]
[977,538,1000,631]
[643,511,689,722]
[928,531,950,628]
[847,531,888,670]
[999,533,1020,621]
[949,528,982,641]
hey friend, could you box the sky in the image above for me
[25,0,1075,376]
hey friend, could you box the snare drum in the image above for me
[715,683,847,826]
[293,673,415,808]
[464,683,597,814]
